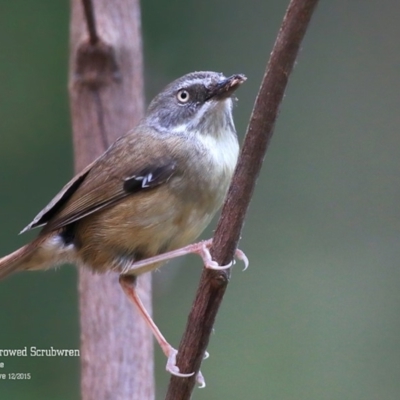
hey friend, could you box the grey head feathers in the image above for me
[145,71,246,135]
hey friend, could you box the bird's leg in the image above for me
[119,241,248,387]
[119,275,206,387]
[125,239,249,273]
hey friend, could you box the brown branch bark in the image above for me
[69,1,154,399]
[81,0,99,45]
[165,0,320,398]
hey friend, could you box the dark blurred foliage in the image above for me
[1,1,400,399]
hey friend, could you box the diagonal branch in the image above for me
[165,0,320,398]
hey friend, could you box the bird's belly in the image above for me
[74,186,218,274]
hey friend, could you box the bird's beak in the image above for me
[206,74,247,101]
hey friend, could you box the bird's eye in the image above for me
[177,89,190,104]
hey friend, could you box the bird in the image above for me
[0,71,247,385]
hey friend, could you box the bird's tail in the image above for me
[0,238,52,280]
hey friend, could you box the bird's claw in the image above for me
[207,259,233,270]
[166,348,194,378]
[198,240,249,271]
[196,370,206,388]
[165,347,207,387]
[235,248,249,271]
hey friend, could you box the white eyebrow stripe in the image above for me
[178,77,214,89]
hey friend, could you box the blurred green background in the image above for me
[1,1,400,399]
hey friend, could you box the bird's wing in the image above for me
[20,159,96,234]
[21,134,178,233]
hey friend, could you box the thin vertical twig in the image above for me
[81,0,99,45]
